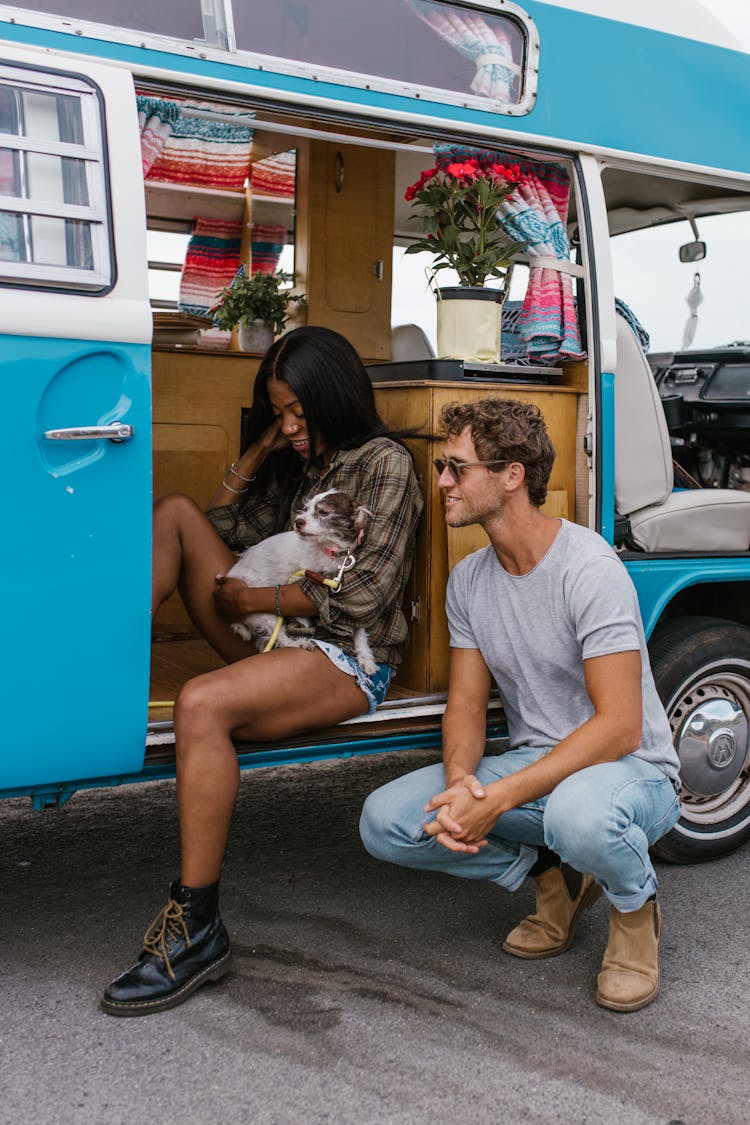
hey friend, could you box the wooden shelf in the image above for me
[145,180,295,229]
[145,180,246,222]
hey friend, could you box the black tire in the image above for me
[648,615,750,863]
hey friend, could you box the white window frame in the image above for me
[0,1,539,116]
[0,63,112,290]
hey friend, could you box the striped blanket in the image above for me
[251,151,296,198]
[178,218,244,317]
[144,95,253,191]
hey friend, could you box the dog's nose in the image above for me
[294,517,305,531]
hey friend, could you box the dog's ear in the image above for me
[354,503,374,530]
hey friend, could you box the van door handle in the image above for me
[43,423,134,443]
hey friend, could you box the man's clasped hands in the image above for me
[423,775,509,854]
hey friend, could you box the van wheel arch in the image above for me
[648,615,750,863]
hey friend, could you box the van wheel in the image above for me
[648,616,750,863]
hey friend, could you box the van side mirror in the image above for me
[679,240,706,263]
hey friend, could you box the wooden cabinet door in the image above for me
[303,141,394,360]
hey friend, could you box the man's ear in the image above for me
[504,461,527,494]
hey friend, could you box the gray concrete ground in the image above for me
[2,747,749,1125]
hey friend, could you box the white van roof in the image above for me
[536,0,748,53]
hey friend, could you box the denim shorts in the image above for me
[311,640,393,714]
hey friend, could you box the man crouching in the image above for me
[359,397,681,1011]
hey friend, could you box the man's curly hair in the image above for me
[440,398,555,507]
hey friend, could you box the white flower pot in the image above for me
[238,319,274,353]
[436,286,503,363]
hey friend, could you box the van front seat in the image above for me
[614,315,750,552]
[391,323,435,362]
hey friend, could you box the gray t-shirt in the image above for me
[446,519,680,783]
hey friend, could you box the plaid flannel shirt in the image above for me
[206,437,423,666]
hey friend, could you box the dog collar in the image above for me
[321,528,365,559]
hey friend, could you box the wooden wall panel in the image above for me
[375,381,581,693]
[151,347,260,637]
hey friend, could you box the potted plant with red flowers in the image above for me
[404,157,526,362]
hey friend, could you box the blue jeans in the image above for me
[359,749,680,912]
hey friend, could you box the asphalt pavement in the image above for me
[2,748,749,1125]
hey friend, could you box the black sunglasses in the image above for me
[432,457,511,481]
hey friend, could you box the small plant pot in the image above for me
[436,286,503,363]
[238,319,274,353]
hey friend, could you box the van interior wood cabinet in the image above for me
[296,140,394,362]
[374,380,581,693]
[151,347,260,636]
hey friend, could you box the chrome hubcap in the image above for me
[668,670,750,825]
[672,686,747,796]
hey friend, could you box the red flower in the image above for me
[446,161,478,178]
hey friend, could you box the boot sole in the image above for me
[595,980,660,1012]
[502,880,602,960]
[100,949,232,1017]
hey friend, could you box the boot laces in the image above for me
[142,898,191,981]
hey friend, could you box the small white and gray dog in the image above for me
[226,489,378,673]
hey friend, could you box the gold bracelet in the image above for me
[222,477,248,494]
[229,462,256,483]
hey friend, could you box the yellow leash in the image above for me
[262,568,343,653]
[150,556,355,704]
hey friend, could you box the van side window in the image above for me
[0,64,111,291]
[233,0,535,111]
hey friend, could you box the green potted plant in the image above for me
[212,268,305,352]
[404,157,527,362]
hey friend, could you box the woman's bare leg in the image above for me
[174,647,369,886]
[152,493,252,662]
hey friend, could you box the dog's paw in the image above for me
[231,622,254,642]
[277,635,316,650]
[352,627,378,676]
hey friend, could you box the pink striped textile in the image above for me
[251,151,296,198]
[139,93,253,191]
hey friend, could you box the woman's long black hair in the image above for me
[241,326,398,521]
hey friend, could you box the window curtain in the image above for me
[178,217,244,317]
[251,151,296,199]
[0,86,22,261]
[404,0,519,101]
[250,223,287,274]
[435,145,586,364]
[144,95,253,190]
[136,95,180,176]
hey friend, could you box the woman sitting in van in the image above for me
[101,325,423,1017]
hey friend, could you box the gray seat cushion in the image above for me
[614,316,750,552]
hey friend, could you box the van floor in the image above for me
[148,637,422,723]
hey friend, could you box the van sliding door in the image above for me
[0,46,151,793]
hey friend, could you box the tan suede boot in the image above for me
[596,900,662,1012]
[502,866,601,959]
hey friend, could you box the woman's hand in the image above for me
[258,418,286,456]
[213,575,253,622]
[229,420,286,485]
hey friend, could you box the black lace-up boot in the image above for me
[101,880,231,1016]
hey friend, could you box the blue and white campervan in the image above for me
[1,0,749,863]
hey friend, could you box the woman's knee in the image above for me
[153,491,202,527]
[174,673,240,739]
